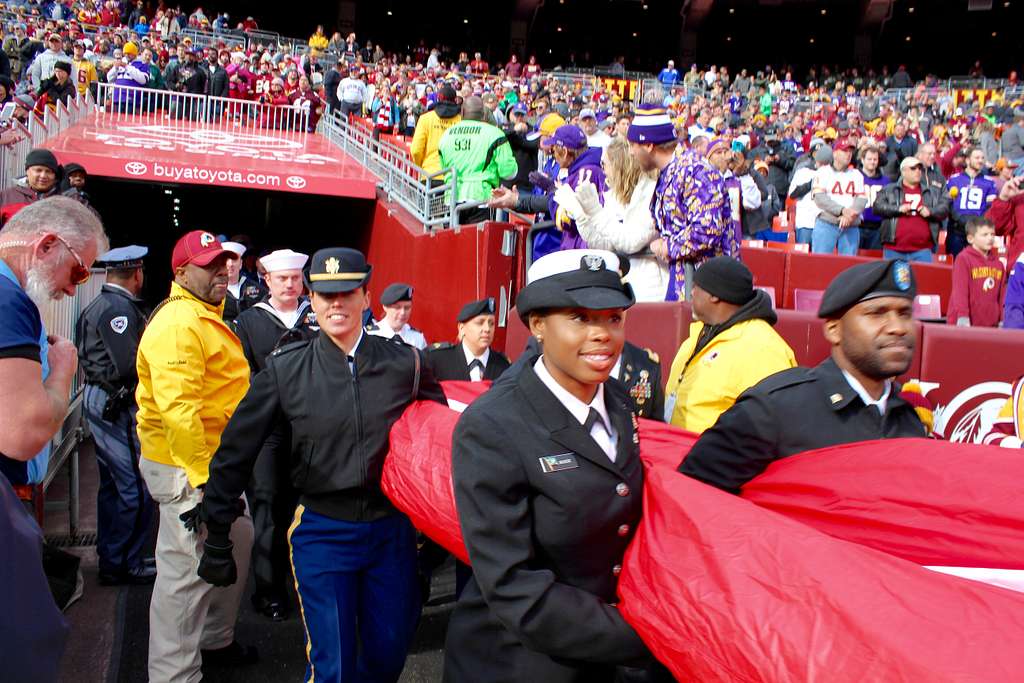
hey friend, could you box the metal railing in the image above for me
[95,82,312,132]
[319,112,459,230]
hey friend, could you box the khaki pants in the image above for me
[140,458,254,683]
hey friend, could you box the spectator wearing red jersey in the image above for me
[289,75,323,132]
[873,156,949,263]
[946,217,1005,327]
[468,52,489,75]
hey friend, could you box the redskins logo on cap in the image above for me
[893,261,912,291]
[581,255,605,272]
[200,232,215,247]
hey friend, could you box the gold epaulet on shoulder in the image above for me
[645,348,660,364]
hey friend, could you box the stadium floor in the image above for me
[47,439,451,683]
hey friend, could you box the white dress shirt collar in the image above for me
[840,369,892,415]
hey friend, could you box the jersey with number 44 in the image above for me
[946,173,997,218]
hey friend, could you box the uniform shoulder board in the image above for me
[430,342,455,350]
[756,366,814,394]
[271,339,311,357]
[644,348,660,364]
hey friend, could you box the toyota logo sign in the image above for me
[286,176,306,190]
[124,161,148,176]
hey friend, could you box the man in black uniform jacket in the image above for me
[614,342,664,421]
[680,259,927,494]
[231,248,316,621]
[75,245,156,585]
[222,240,266,322]
[188,248,446,682]
[423,297,510,600]
[426,297,510,382]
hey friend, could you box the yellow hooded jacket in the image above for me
[136,282,250,487]
[666,318,797,434]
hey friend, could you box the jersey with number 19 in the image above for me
[946,172,997,232]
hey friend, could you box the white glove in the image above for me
[553,183,584,221]
[576,180,602,217]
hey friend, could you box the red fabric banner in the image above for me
[381,381,1024,680]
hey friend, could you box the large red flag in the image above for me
[381,381,1024,680]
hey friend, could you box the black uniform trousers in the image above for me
[443,361,655,683]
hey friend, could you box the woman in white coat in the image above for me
[553,137,669,301]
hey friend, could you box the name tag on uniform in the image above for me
[539,453,579,473]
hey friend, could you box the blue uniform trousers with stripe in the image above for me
[84,384,154,575]
[288,506,420,683]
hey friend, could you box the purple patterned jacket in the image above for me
[652,147,736,301]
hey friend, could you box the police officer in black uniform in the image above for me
[187,248,446,683]
[426,297,511,381]
[680,259,928,494]
[231,249,318,621]
[615,342,664,421]
[75,245,156,585]
[444,249,660,683]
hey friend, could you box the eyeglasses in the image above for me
[54,234,91,285]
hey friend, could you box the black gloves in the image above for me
[179,498,245,586]
[198,539,237,587]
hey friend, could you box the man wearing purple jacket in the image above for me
[628,103,734,301]
[541,124,606,251]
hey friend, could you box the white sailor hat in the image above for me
[518,249,633,322]
[259,249,309,273]
[221,241,247,257]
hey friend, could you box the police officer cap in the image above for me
[516,249,635,322]
[457,297,495,323]
[817,259,917,319]
[381,283,414,306]
[96,245,147,270]
[304,247,372,294]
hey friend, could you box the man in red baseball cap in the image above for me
[810,137,868,255]
[136,229,256,679]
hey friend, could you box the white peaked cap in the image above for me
[259,249,309,273]
[527,249,620,284]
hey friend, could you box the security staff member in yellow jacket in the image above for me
[190,248,446,683]
[444,249,663,683]
[136,231,257,682]
[665,256,796,433]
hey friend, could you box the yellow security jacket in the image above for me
[410,109,461,175]
[666,318,797,434]
[136,282,250,487]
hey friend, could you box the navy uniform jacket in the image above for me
[443,361,651,683]
[680,356,927,494]
[223,274,267,323]
[202,332,446,527]
[426,342,510,382]
[233,300,318,373]
[615,341,664,421]
[74,284,147,392]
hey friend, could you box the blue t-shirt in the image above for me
[0,259,50,485]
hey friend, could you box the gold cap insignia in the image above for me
[325,257,341,275]
[830,393,843,404]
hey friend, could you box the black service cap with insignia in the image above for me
[457,297,496,323]
[304,247,372,294]
[96,245,147,270]
[381,282,414,306]
[817,259,916,319]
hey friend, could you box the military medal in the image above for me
[630,370,652,407]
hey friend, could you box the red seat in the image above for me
[913,295,942,320]
[757,286,777,308]
[857,249,883,259]
[793,288,824,312]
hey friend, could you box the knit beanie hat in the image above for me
[693,256,755,305]
[627,103,677,145]
[25,148,60,173]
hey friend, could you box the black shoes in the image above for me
[201,641,259,668]
[251,594,289,621]
[98,564,157,586]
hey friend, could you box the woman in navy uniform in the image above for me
[188,248,446,683]
[444,249,659,682]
